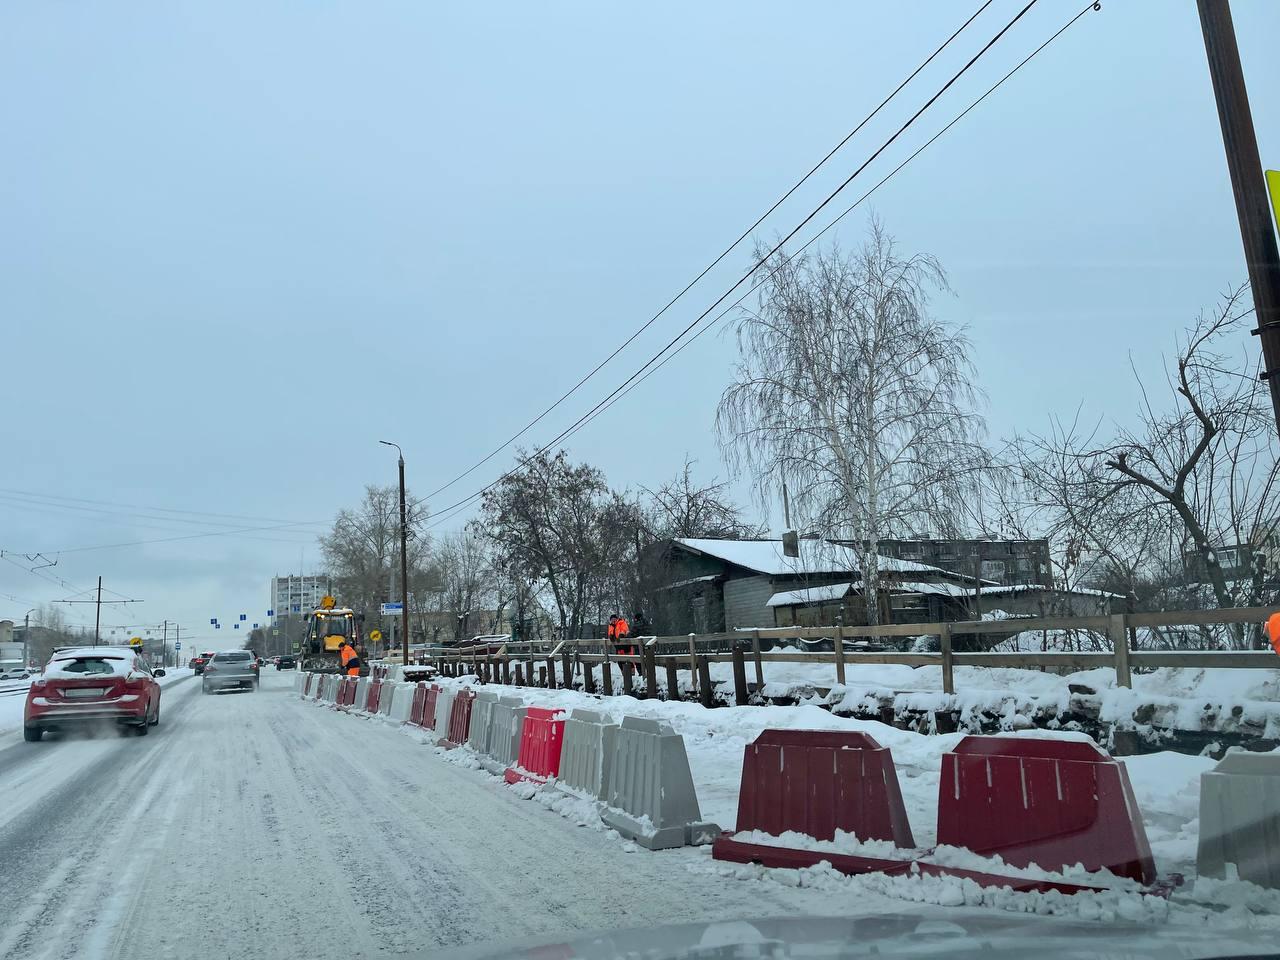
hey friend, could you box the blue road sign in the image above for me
[234,623,240,630]
[253,623,258,629]
[239,613,247,621]
[215,623,221,629]
[267,609,274,617]
[210,618,217,625]
[174,642,181,650]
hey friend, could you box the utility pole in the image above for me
[380,440,411,668]
[56,578,142,646]
[162,620,168,668]
[1197,0,1280,435]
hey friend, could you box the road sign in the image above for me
[267,609,274,617]
[129,636,142,647]
[380,602,403,616]
[321,595,336,610]
[239,613,247,621]
[210,618,217,625]
[369,629,383,643]
[174,642,181,650]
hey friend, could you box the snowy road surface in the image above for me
[0,670,904,959]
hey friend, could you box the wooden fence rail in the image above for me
[413,607,1278,699]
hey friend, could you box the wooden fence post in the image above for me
[1110,614,1132,688]
[621,660,633,696]
[940,623,954,695]
[546,657,556,689]
[697,656,713,708]
[643,645,658,698]
[601,655,615,696]
[501,659,510,685]
[538,665,547,688]
[731,642,748,706]
[561,651,573,690]
[583,661,596,694]
[751,629,764,691]
[514,663,524,686]
[687,634,699,697]
[834,620,847,687]
[665,658,680,701]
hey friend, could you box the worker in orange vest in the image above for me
[607,613,633,657]
[1266,612,1280,657]
[339,639,362,677]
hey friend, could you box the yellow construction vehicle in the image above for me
[300,595,360,674]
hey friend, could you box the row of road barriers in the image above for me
[296,673,1280,888]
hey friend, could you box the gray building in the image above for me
[863,538,1053,588]
[646,537,1112,637]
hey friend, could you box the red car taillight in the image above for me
[30,678,46,690]
[204,664,217,674]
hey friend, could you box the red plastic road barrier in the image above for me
[504,707,565,785]
[712,730,915,873]
[934,736,1157,885]
[341,678,358,707]
[441,689,476,748]
[365,679,382,713]
[421,684,441,731]
[303,674,313,697]
[409,682,428,727]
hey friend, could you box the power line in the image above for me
[415,0,997,504]
[422,0,1101,532]
[41,520,326,556]
[0,486,327,528]
[418,0,1066,529]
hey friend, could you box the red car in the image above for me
[24,646,165,742]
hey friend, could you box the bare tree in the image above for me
[1009,286,1280,646]
[433,525,497,642]
[717,221,991,623]
[318,485,433,628]
[479,450,640,640]
[639,456,763,541]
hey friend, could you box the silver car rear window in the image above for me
[214,652,252,662]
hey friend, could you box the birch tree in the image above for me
[717,221,991,624]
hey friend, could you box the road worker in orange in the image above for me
[607,613,634,657]
[339,639,362,677]
[1266,612,1280,657]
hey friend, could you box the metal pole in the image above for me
[399,454,409,668]
[94,576,102,646]
[162,620,168,668]
[1197,0,1280,435]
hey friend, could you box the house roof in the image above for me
[673,537,958,578]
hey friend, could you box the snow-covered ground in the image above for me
[0,670,916,959]
[574,651,1280,740]
[364,672,1280,930]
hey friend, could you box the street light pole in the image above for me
[380,440,411,668]
[23,608,34,670]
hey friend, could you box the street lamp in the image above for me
[23,608,35,669]
[379,440,410,669]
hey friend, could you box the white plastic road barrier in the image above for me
[293,670,306,693]
[353,677,370,711]
[601,716,720,850]
[557,709,618,801]
[388,682,415,723]
[1197,751,1280,889]
[319,675,337,702]
[433,687,455,740]
[468,692,499,755]
[377,681,395,716]
[480,697,527,777]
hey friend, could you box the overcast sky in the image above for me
[2,1,1278,644]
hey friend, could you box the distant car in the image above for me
[202,650,258,694]
[24,646,164,741]
[276,655,296,670]
[1,667,32,681]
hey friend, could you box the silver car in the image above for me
[201,650,258,694]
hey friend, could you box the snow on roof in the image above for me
[658,574,721,591]
[766,582,855,608]
[674,538,954,578]
[48,646,131,659]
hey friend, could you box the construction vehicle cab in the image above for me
[301,596,360,673]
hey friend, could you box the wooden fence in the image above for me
[416,606,1279,703]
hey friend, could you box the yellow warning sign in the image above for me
[369,629,383,643]
[129,636,143,647]
[320,595,336,610]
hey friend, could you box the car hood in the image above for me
[423,914,1279,960]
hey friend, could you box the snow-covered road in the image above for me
[0,670,909,959]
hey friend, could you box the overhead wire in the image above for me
[421,0,1095,532]
[415,0,997,504]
